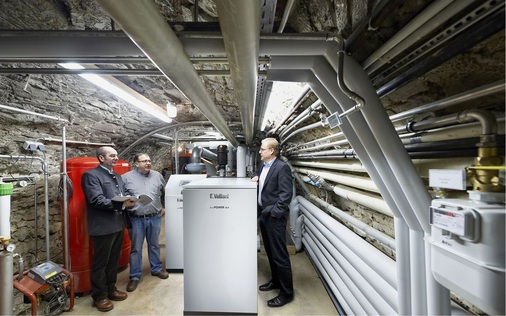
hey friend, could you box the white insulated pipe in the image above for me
[301,205,398,311]
[305,223,397,315]
[294,166,379,193]
[394,217,413,316]
[0,194,11,240]
[296,197,397,287]
[304,228,374,315]
[236,144,246,177]
[303,237,353,314]
[291,160,366,173]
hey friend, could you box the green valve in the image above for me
[0,183,14,196]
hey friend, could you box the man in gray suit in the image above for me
[82,146,135,312]
[251,137,294,307]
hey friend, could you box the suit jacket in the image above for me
[257,158,294,218]
[81,166,132,236]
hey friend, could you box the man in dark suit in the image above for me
[251,137,294,307]
[81,146,135,312]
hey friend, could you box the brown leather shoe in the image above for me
[126,279,139,292]
[151,271,169,279]
[94,298,114,312]
[108,290,128,301]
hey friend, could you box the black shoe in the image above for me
[267,295,293,307]
[126,280,139,292]
[259,281,280,291]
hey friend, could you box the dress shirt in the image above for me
[258,158,276,206]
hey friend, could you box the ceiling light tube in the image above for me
[59,63,172,123]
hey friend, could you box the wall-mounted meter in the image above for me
[429,199,505,315]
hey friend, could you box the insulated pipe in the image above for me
[280,99,322,137]
[291,160,367,173]
[268,57,416,226]
[401,118,505,144]
[96,0,237,146]
[288,130,344,152]
[236,144,247,178]
[293,52,436,313]
[270,85,311,135]
[389,80,505,122]
[295,189,395,249]
[336,51,448,313]
[294,167,379,193]
[296,196,397,287]
[289,138,349,154]
[267,68,406,222]
[281,121,324,146]
[303,237,353,315]
[394,217,412,315]
[305,221,397,315]
[362,0,457,70]
[304,225,380,315]
[215,0,260,145]
[0,156,50,260]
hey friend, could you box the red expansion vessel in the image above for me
[61,157,131,294]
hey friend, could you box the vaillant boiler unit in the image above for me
[164,174,207,272]
[183,178,257,314]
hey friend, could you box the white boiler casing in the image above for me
[164,174,207,272]
[183,177,257,314]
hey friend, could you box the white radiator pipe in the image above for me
[236,144,246,177]
[294,166,379,193]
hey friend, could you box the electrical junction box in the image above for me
[429,199,505,315]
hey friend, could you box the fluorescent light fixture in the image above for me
[59,63,172,123]
[261,81,307,131]
[166,102,177,118]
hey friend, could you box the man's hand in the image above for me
[122,200,136,208]
[160,208,165,216]
[251,176,259,182]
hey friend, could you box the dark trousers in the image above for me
[259,211,293,297]
[90,230,124,301]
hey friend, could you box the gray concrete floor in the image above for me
[66,218,338,315]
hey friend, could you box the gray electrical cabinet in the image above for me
[183,177,257,314]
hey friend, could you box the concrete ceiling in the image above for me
[0,0,504,149]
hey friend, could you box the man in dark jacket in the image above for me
[82,146,135,312]
[251,138,294,307]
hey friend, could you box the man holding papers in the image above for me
[122,153,169,292]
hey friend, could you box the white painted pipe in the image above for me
[291,160,366,173]
[305,219,397,314]
[425,235,451,315]
[304,227,377,314]
[410,229,428,315]
[332,185,392,217]
[294,166,379,193]
[303,237,353,315]
[395,217,413,315]
[297,197,397,287]
[236,144,246,177]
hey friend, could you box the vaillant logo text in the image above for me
[209,193,230,199]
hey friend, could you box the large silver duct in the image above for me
[215,0,260,145]
[96,0,238,146]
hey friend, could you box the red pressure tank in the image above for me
[61,157,132,294]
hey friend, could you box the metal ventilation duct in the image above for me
[96,0,238,146]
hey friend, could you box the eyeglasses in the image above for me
[137,160,151,163]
